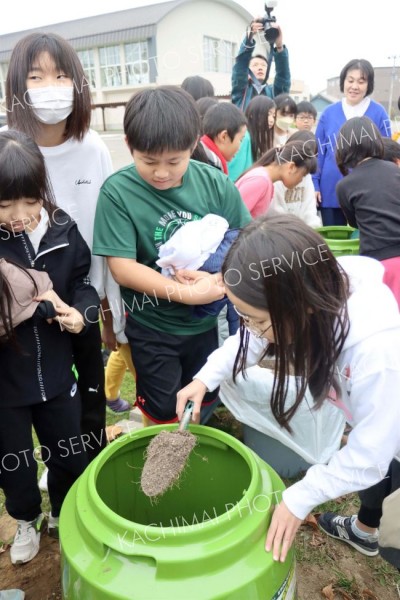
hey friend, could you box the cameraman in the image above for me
[231,18,290,110]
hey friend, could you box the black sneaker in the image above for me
[318,512,379,557]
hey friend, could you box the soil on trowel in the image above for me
[141,430,197,498]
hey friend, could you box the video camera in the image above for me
[257,1,279,45]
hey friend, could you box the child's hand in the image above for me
[176,379,208,423]
[192,274,225,304]
[265,501,302,562]
[174,269,213,284]
[35,290,70,324]
[55,306,85,334]
[174,270,225,304]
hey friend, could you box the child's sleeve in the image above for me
[283,358,400,520]
[236,173,273,218]
[69,229,101,331]
[220,177,252,228]
[93,187,138,259]
[195,329,267,391]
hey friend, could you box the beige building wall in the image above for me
[156,0,248,95]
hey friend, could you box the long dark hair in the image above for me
[222,215,350,431]
[5,32,91,141]
[0,258,39,344]
[0,129,56,216]
[245,96,276,160]
[237,137,317,181]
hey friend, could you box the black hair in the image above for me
[196,97,219,123]
[181,76,215,101]
[202,102,247,141]
[222,214,350,431]
[339,59,374,96]
[274,93,297,116]
[250,54,268,65]
[124,86,201,153]
[335,116,384,175]
[296,101,317,119]
[245,96,276,160]
[382,137,400,163]
[6,32,91,141]
[245,137,317,176]
[0,129,56,215]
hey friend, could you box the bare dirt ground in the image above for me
[1,511,399,600]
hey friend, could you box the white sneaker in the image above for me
[48,513,59,539]
[38,468,48,492]
[10,513,45,565]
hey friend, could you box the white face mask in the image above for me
[276,116,294,131]
[27,86,74,125]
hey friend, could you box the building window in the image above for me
[125,41,149,85]
[99,45,122,87]
[77,50,96,89]
[203,36,236,73]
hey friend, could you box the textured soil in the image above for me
[1,512,399,599]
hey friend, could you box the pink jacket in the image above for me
[235,167,274,218]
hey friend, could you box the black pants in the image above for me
[358,459,400,528]
[126,318,219,423]
[72,322,106,462]
[0,388,87,521]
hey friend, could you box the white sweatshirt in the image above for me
[40,129,113,299]
[195,255,400,519]
[270,174,321,228]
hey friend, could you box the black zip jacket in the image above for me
[0,209,100,407]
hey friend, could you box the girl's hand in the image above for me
[55,306,85,334]
[265,501,302,562]
[35,290,70,324]
[176,379,208,423]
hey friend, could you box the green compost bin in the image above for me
[316,225,359,257]
[60,424,296,600]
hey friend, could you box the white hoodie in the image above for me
[195,255,400,519]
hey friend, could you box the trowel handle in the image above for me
[178,400,194,431]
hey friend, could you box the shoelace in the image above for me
[332,515,350,527]
[15,521,35,544]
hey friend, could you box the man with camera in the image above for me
[231,16,291,110]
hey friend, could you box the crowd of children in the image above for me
[1,15,400,593]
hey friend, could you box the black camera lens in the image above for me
[264,26,279,44]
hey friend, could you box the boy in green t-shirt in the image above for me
[93,86,251,424]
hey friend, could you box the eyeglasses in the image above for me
[233,306,272,339]
[296,114,315,121]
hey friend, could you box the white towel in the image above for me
[156,214,229,277]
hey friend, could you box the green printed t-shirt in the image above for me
[93,160,251,335]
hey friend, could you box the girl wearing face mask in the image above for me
[5,33,118,467]
[273,94,297,147]
[313,59,391,226]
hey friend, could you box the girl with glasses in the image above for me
[176,214,400,566]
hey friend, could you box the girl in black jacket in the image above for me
[0,130,100,565]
